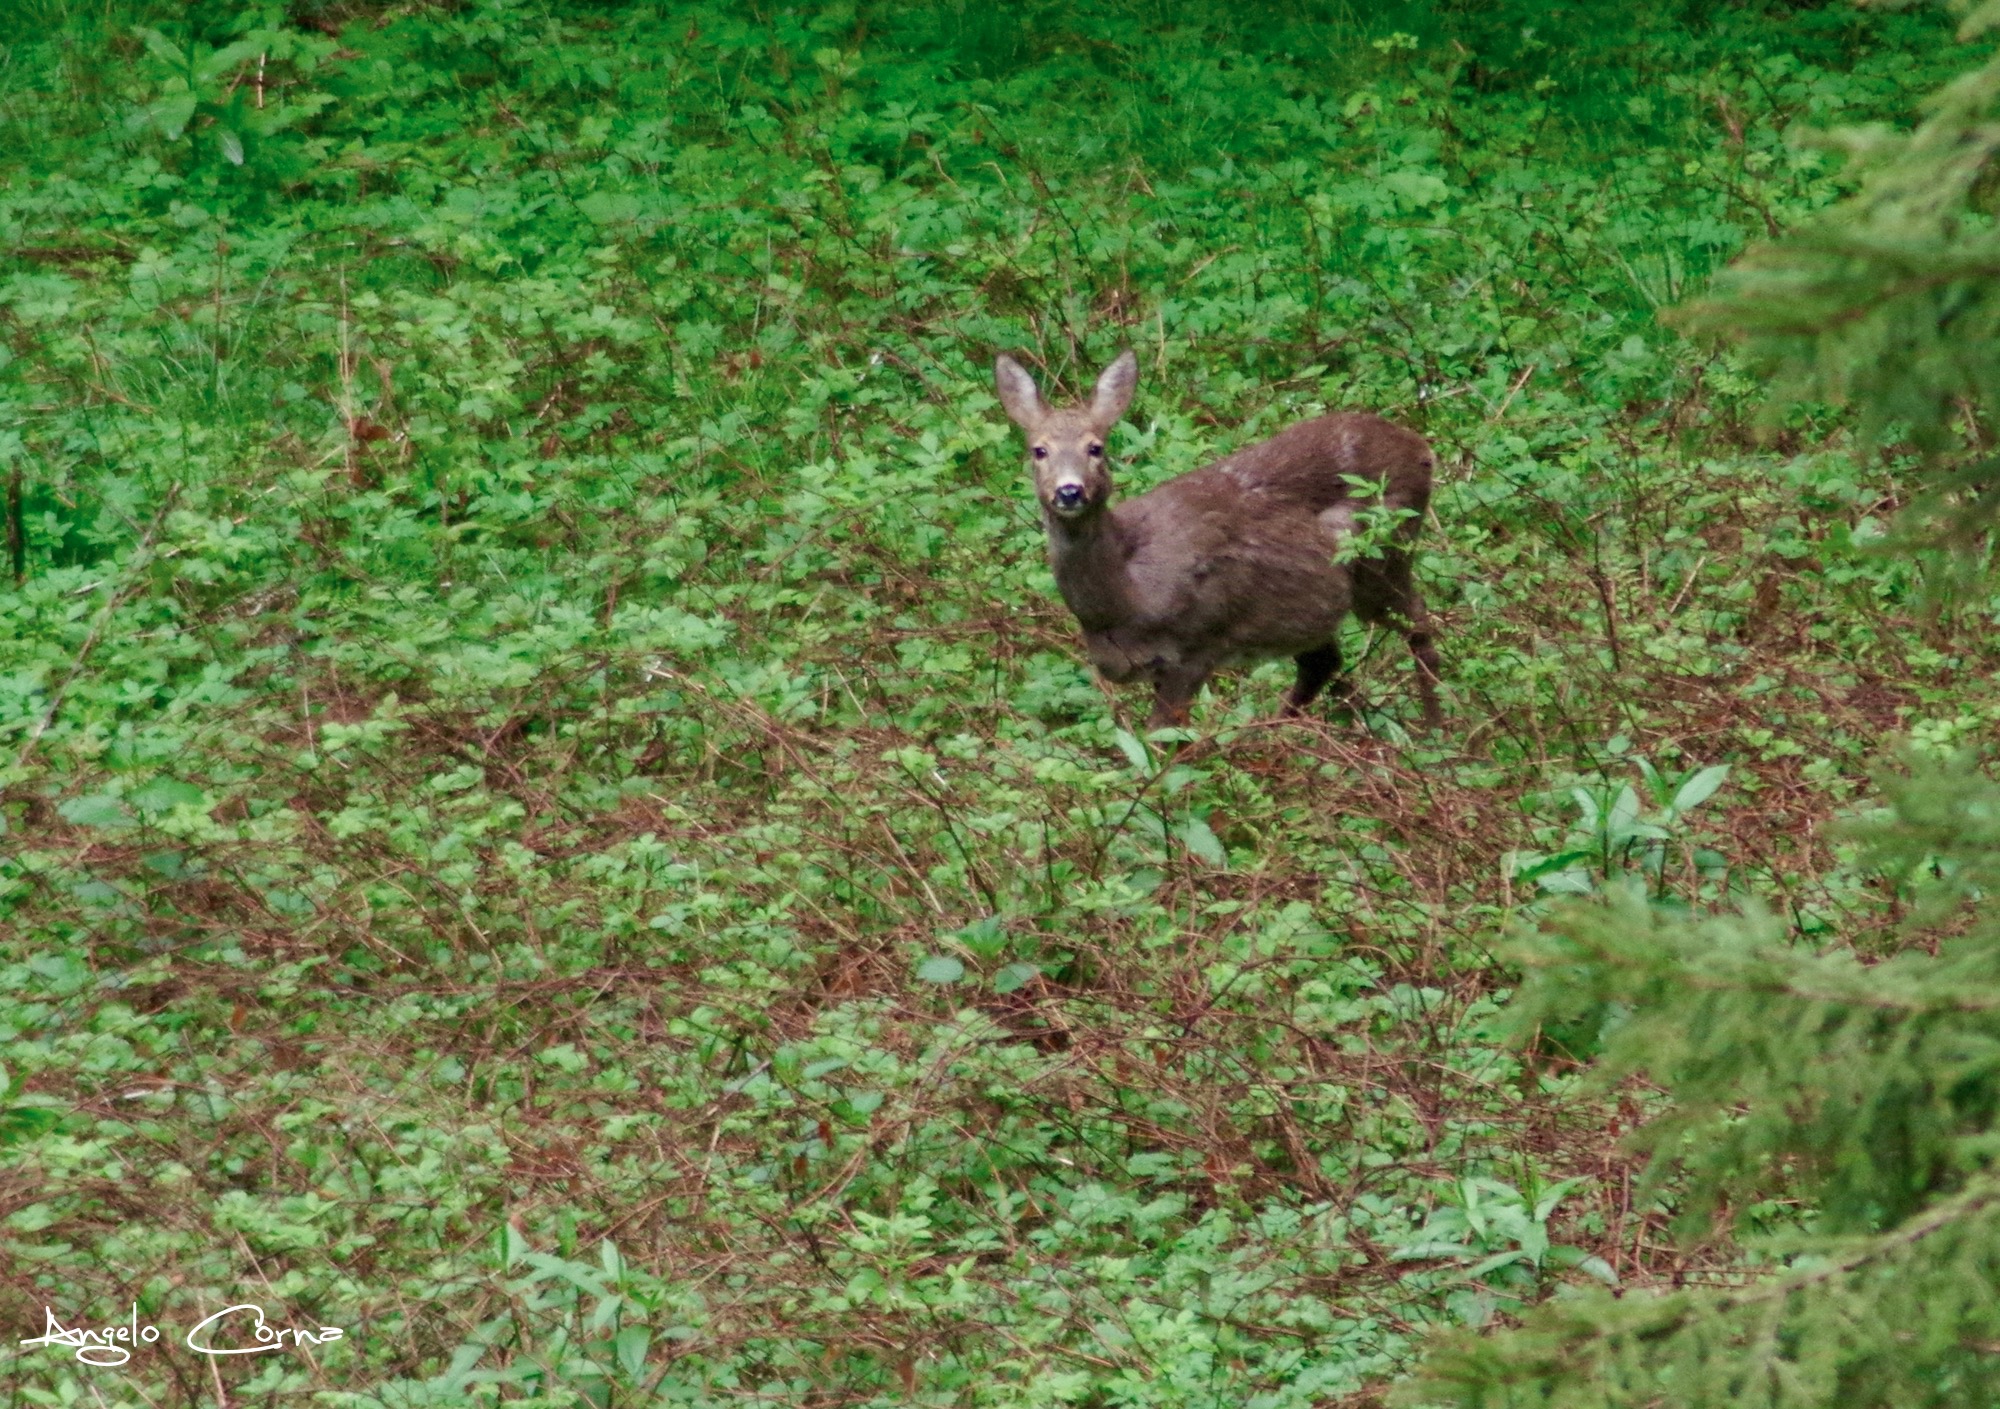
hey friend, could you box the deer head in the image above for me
[993,350,1138,520]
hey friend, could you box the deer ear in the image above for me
[1090,350,1138,429]
[993,355,1047,430]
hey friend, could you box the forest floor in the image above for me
[2,3,1995,1406]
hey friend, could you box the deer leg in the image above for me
[1146,670,1204,730]
[1354,551,1443,729]
[1403,595,1444,730]
[1408,637,1442,728]
[1285,643,1346,716]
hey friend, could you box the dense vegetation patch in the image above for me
[1,2,1994,1405]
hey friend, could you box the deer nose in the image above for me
[1052,483,1085,510]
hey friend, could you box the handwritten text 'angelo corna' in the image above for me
[21,1305,345,1367]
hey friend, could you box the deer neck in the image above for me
[1043,506,1132,633]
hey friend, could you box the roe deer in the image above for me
[994,349,1442,730]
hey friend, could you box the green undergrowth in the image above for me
[0,2,1994,1406]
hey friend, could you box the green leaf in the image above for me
[1112,728,1150,772]
[135,91,199,140]
[993,962,1039,994]
[1606,785,1641,835]
[1382,169,1450,209]
[614,1325,650,1380]
[217,128,244,166]
[501,1221,531,1270]
[131,778,206,814]
[953,914,1007,960]
[135,26,185,67]
[1672,764,1731,813]
[1514,849,1595,880]
[1634,757,1671,808]
[1536,870,1596,895]
[578,191,644,225]
[1391,1238,1477,1261]
[834,1090,883,1123]
[1182,815,1227,867]
[1532,1176,1587,1224]
[199,38,267,82]
[0,1108,62,1148]
[1466,1249,1530,1279]
[915,955,965,984]
[59,794,134,830]
[1548,1244,1621,1285]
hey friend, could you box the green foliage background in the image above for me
[0,1,1994,1406]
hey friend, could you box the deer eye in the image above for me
[1088,444,1104,457]
[1032,446,1048,460]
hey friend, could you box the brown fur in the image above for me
[995,350,1442,729]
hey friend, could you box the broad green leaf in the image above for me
[0,1109,62,1148]
[135,26,184,66]
[59,794,133,829]
[1672,764,1731,813]
[579,191,645,225]
[131,778,206,813]
[993,962,1039,994]
[1548,1245,1621,1285]
[1536,870,1596,895]
[954,914,1006,959]
[1465,1249,1529,1279]
[915,955,965,984]
[1182,815,1227,867]
[1515,849,1594,879]
[199,38,267,81]
[1382,169,1450,208]
[135,91,199,139]
[614,1326,650,1380]
[836,1090,884,1121]
[1532,1176,1587,1224]
[1606,784,1641,835]
[1570,787,1602,825]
